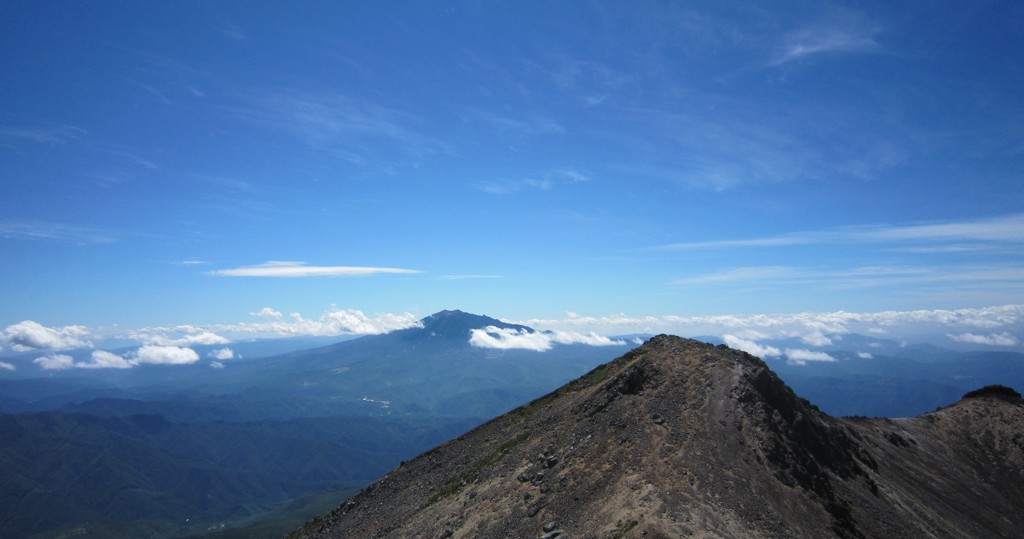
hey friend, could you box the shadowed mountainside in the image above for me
[292,335,1024,539]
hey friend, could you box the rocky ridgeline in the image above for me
[291,335,1024,539]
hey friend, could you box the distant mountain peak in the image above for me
[415,310,531,340]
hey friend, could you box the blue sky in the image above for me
[2,1,1023,362]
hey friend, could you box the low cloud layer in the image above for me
[33,346,200,370]
[134,346,200,365]
[468,326,625,352]
[723,334,781,358]
[524,305,1024,351]
[946,332,1018,346]
[219,307,423,337]
[3,321,92,351]
[784,348,836,366]
[129,326,230,347]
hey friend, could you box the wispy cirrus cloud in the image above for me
[208,261,421,278]
[0,220,116,244]
[656,214,1024,251]
[476,178,551,195]
[671,264,1024,292]
[220,22,246,42]
[769,16,881,67]
[0,124,87,144]
[239,89,445,164]
[475,168,592,195]
[459,108,566,139]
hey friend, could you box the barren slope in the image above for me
[290,336,1024,539]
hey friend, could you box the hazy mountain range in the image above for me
[1,310,1021,537]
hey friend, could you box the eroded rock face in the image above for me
[290,336,1024,539]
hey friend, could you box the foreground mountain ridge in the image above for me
[291,335,1024,538]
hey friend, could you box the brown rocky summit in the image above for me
[290,335,1024,539]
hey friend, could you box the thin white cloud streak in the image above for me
[475,168,589,195]
[0,361,14,371]
[671,264,1024,291]
[656,214,1024,251]
[0,124,87,144]
[0,220,116,244]
[770,23,880,67]
[3,321,92,352]
[438,275,505,280]
[468,326,626,351]
[208,261,421,278]
[459,108,566,138]
[946,332,1018,346]
[476,178,552,195]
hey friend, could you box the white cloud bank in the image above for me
[3,321,92,351]
[33,346,200,370]
[524,305,1024,346]
[129,326,230,347]
[219,307,422,337]
[468,326,625,352]
[208,261,421,278]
